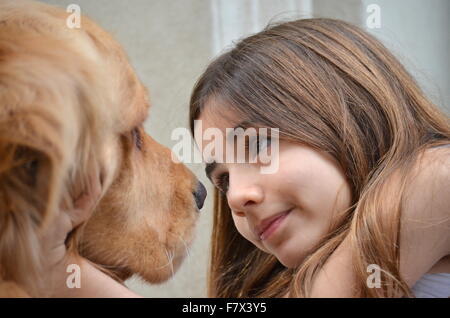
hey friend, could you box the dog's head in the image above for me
[0,0,205,292]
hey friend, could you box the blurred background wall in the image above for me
[38,0,450,297]
[360,0,450,113]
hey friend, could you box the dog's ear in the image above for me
[0,56,107,296]
[0,2,115,296]
[0,111,66,296]
[0,127,63,226]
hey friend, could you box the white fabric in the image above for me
[411,273,450,298]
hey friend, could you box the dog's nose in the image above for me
[193,181,207,211]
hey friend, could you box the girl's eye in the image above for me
[131,127,143,151]
[213,172,229,194]
[256,135,271,153]
[246,134,272,158]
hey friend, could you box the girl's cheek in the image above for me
[232,216,252,239]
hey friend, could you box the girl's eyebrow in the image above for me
[226,121,254,142]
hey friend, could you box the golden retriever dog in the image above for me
[0,0,206,297]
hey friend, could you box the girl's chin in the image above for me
[254,240,304,268]
[277,257,300,268]
[279,259,300,268]
[274,246,305,268]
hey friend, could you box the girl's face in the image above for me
[196,104,352,268]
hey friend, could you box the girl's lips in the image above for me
[259,208,292,241]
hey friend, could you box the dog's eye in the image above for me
[131,127,143,151]
[24,159,39,176]
[13,147,40,186]
[21,159,39,186]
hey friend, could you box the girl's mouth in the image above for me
[258,208,293,241]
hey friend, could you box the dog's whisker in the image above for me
[176,233,191,261]
[149,246,172,271]
[169,248,175,278]
[163,247,175,277]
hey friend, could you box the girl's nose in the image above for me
[226,173,264,213]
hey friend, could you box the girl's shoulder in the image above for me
[426,143,450,154]
[426,143,450,158]
[410,143,450,183]
[399,143,450,287]
[421,142,450,160]
[404,142,450,220]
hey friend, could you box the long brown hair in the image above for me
[189,18,450,297]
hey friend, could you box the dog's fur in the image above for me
[0,0,200,296]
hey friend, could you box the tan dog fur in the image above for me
[0,0,200,296]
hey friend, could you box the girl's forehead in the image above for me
[198,103,241,131]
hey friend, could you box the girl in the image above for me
[189,18,450,297]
